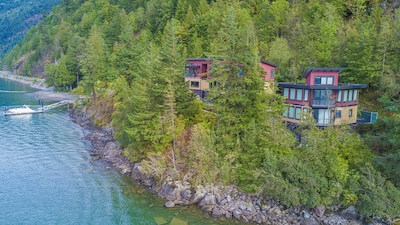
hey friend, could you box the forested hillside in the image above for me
[0,0,61,57]
[2,0,400,219]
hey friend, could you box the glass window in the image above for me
[349,109,353,117]
[283,88,289,98]
[336,110,342,118]
[348,90,353,101]
[314,109,331,125]
[327,77,333,85]
[289,88,296,100]
[296,89,302,101]
[270,69,275,79]
[321,77,327,85]
[338,90,342,102]
[191,81,199,87]
[304,89,309,101]
[314,76,333,85]
[289,106,295,118]
[343,90,348,102]
[295,107,301,120]
[353,89,358,101]
[282,107,288,117]
[313,90,333,105]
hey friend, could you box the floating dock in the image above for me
[3,100,73,116]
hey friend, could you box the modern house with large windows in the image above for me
[185,58,277,97]
[278,68,367,126]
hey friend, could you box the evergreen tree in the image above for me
[80,25,108,100]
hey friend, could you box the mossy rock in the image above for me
[153,217,168,225]
[169,217,188,225]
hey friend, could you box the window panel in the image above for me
[295,107,301,120]
[289,106,295,118]
[296,89,302,101]
[283,88,289,98]
[338,90,342,102]
[315,77,321,84]
[321,77,327,85]
[336,110,342,118]
[289,88,296,100]
[344,90,348,102]
[191,81,199,87]
[353,89,358,101]
[349,90,353,101]
[270,70,275,79]
[327,77,333,85]
[314,109,331,125]
[304,89,309,101]
[282,107,288,117]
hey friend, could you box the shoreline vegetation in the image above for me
[1,71,390,225]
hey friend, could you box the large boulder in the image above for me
[158,182,180,201]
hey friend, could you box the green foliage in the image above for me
[2,0,400,219]
[79,25,109,99]
[0,0,61,57]
[186,124,220,186]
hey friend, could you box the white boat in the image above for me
[4,105,42,116]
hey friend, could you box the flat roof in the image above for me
[261,59,278,67]
[302,68,344,78]
[186,58,214,61]
[278,82,367,89]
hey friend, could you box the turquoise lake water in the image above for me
[0,78,240,225]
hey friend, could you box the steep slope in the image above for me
[1,0,400,220]
[0,0,61,57]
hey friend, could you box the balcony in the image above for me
[312,99,336,107]
[185,73,196,78]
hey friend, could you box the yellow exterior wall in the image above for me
[333,105,358,125]
[185,77,210,91]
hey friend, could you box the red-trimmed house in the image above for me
[278,68,367,126]
[185,58,277,97]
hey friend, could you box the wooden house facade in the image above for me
[185,58,277,97]
[278,68,367,126]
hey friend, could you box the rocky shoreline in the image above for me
[1,71,389,225]
[70,106,388,225]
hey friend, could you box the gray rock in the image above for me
[300,218,319,225]
[212,207,224,218]
[303,211,310,219]
[341,205,357,220]
[239,204,246,210]
[180,189,190,200]
[158,183,180,201]
[232,209,242,219]
[269,206,281,216]
[198,194,216,207]
[219,198,228,205]
[189,186,206,204]
[225,211,232,219]
[314,205,325,217]
[165,201,175,208]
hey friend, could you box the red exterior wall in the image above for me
[186,59,213,78]
[187,59,276,80]
[260,62,275,81]
[306,71,339,86]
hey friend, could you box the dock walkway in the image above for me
[3,100,74,116]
